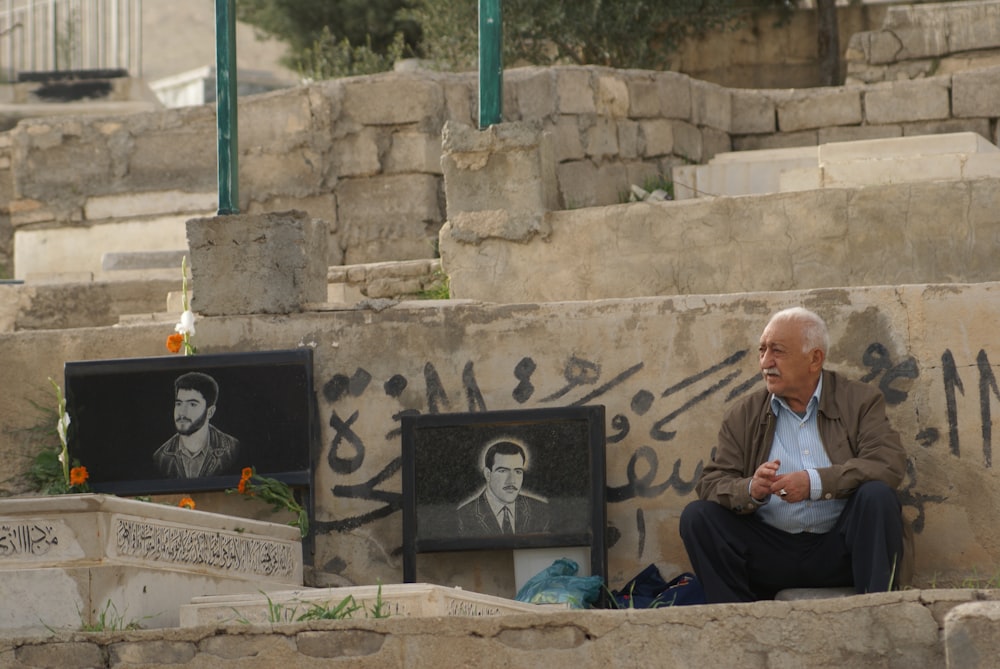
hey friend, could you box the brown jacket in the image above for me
[696,369,913,583]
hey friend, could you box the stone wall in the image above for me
[8,54,1000,279]
[327,258,444,303]
[3,282,1000,593]
[846,0,1000,84]
[6,76,471,278]
[1,590,997,669]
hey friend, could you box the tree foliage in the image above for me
[298,29,408,81]
[235,0,419,74]
[408,0,787,72]
[237,0,797,79]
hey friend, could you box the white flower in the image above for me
[175,310,196,336]
[56,412,70,446]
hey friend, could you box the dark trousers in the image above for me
[679,481,904,603]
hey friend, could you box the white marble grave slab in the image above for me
[0,494,302,632]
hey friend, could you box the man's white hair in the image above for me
[767,307,830,354]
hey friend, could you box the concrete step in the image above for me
[674,132,1000,199]
[102,249,189,272]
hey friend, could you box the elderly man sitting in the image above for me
[680,307,910,603]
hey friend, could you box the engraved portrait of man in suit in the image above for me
[455,438,550,536]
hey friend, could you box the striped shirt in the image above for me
[756,375,846,534]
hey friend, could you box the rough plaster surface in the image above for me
[441,177,1000,303]
[945,600,1000,668]
[187,211,328,316]
[2,283,999,595]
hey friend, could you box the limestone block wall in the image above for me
[9,55,1000,279]
[327,258,444,303]
[6,75,472,279]
[2,283,999,594]
[846,0,1000,84]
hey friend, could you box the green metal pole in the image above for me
[478,0,503,129]
[215,0,239,214]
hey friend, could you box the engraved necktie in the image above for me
[501,506,513,534]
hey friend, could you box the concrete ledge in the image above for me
[102,249,188,272]
[674,132,1000,199]
[3,590,998,666]
[85,191,217,221]
[775,587,856,601]
[442,176,1000,303]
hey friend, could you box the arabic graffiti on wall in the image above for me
[315,343,992,558]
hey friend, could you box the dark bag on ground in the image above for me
[612,564,706,608]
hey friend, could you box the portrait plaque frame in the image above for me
[62,348,317,497]
[401,405,607,587]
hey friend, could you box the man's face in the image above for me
[758,318,822,407]
[484,453,525,504]
[174,388,215,436]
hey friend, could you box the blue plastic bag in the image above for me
[514,557,603,608]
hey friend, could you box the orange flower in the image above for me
[237,467,253,494]
[166,333,184,353]
[178,497,196,510]
[69,466,88,487]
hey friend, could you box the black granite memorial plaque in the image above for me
[401,405,607,586]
